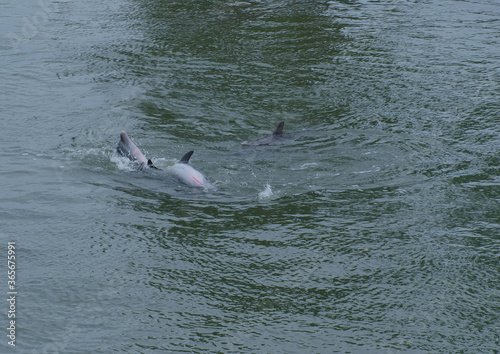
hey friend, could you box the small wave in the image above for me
[298,162,318,170]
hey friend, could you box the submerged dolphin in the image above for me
[116,131,213,189]
[243,121,284,147]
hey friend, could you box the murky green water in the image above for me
[1,0,499,352]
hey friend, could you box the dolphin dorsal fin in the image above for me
[180,151,194,164]
[273,121,284,136]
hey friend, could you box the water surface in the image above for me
[1,0,499,352]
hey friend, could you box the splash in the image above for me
[258,183,273,200]
[110,153,137,172]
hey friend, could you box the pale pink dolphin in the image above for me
[168,151,214,189]
[117,131,150,170]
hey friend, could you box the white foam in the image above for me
[258,183,274,200]
[298,162,318,170]
[352,165,381,174]
[110,153,136,171]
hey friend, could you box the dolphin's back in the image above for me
[243,121,285,146]
[171,151,213,189]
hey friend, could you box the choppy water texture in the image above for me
[1,0,500,352]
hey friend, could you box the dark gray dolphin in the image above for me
[243,121,284,146]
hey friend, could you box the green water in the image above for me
[1,0,499,352]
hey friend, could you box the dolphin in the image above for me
[116,131,213,189]
[168,151,214,189]
[243,121,284,147]
[117,131,155,170]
